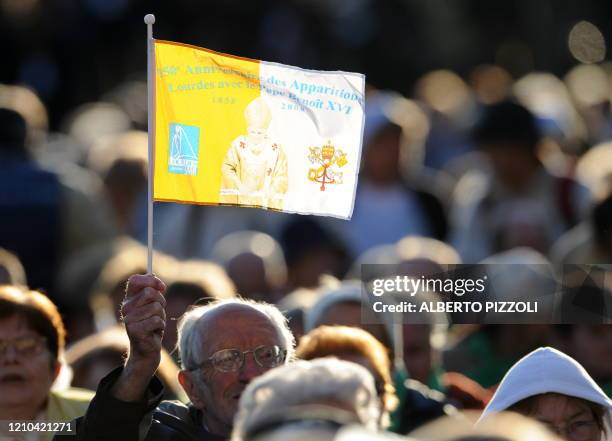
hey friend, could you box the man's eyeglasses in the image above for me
[0,336,47,357]
[190,345,286,373]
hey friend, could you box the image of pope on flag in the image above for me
[219,97,289,210]
[153,39,366,219]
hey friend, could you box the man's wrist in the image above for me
[125,354,160,375]
[110,357,158,402]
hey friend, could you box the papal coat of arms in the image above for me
[307,141,348,191]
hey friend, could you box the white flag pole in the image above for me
[145,14,155,274]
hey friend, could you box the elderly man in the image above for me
[64,274,295,441]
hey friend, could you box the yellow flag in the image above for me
[153,40,365,219]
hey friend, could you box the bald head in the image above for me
[202,302,269,322]
[197,304,279,355]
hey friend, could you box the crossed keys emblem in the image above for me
[307,141,348,191]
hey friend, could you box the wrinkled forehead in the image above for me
[197,303,282,352]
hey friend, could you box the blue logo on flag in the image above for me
[168,123,200,175]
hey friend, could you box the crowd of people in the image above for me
[1,12,612,439]
[1,275,611,441]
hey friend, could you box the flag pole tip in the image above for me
[144,14,155,24]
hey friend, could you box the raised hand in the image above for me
[121,274,167,365]
[111,274,167,402]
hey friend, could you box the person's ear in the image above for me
[179,370,205,409]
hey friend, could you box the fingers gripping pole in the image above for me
[145,14,155,274]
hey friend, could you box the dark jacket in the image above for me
[54,367,225,441]
[393,378,457,434]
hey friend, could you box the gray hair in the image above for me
[231,358,383,441]
[176,298,295,370]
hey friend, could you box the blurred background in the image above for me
[0,0,611,415]
[3,0,612,128]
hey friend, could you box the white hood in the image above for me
[479,347,612,440]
